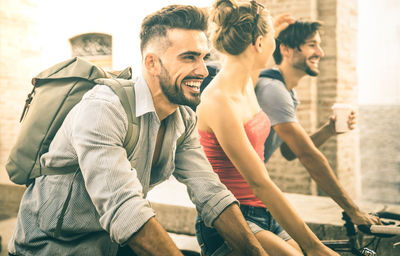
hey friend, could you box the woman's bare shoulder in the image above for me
[197,84,236,130]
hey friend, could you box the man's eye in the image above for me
[184,56,196,60]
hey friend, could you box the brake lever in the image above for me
[382,220,395,225]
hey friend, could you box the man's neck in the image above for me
[152,92,178,121]
[144,74,178,121]
[277,62,306,91]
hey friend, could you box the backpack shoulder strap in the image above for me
[94,78,138,157]
[258,69,286,84]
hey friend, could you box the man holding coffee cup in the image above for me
[331,103,355,133]
[255,20,380,226]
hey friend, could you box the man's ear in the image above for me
[144,53,159,75]
[280,43,292,58]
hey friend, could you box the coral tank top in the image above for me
[199,111,271,208]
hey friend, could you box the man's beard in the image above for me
[305,63,319,77]
[294,55,320,77]
[158,60,201,108]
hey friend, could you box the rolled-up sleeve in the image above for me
[70,88,155,244]
[173,113,238,228]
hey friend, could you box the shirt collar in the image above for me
[134,74,187,136]
[135,75,156,117]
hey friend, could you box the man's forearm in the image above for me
[309,122,334,147]
[127,217,183,256]
[299,151,361,214]
[213,204,268,256]
[274,122,366,224]
[281,123,334,161]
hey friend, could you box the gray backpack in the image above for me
[6,57,139,185]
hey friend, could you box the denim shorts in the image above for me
[195,205,291,256]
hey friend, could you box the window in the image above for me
[69,33,112,70]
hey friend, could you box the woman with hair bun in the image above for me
[195,0,339,255]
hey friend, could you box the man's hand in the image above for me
[348,210,381,225]
[127,217,183,256]
[273,13,295,38]
[327,110,357,135]
[213,204,268,255]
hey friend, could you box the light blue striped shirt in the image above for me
[9,76,236,256]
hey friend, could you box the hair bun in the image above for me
[212,0,238,27]
[211,0,268,55]
[214,0,234,9]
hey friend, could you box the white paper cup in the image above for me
[332,103,353,132]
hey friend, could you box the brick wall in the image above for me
[0,0,42,185]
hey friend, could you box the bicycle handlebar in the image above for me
[354,211,400,237]
[370,224,400,235]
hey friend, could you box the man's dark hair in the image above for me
[273,20,322,64]
[140,5,209,53]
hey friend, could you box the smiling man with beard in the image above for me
[8,5,268,256]
[158,56,202,108]
[254,20,381,227]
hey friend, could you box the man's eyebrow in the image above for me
[179,51,211,59]
[305,39,319,43]
[179,51,201,57]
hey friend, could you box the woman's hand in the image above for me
[273,13,295,38]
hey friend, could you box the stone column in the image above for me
[317,0,361,199]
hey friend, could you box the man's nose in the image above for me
[195,60,209,78]
[316,45,324,57]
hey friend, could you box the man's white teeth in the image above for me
[185,81,201,89]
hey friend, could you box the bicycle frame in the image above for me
[323,211,400,256]
[322,212,376,256]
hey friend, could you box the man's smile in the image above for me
[308,56,320,68]
[183,79,203,93]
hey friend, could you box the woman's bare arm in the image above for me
[198,96,337,256]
